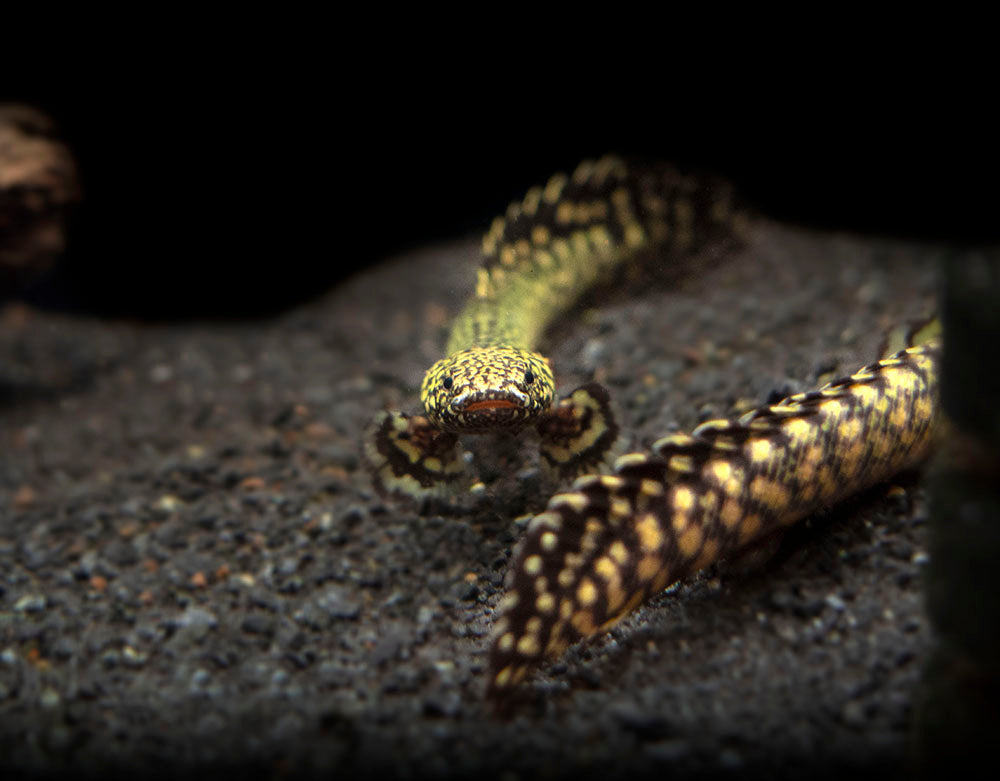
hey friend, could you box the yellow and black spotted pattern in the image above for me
[488,340,940,695]
[421,155,739,432]
[442,156,739,358]
[367,157,741,497]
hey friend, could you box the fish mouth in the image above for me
[446,389,531,431]
[463,399,519,412]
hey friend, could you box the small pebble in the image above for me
[39,687,61,709]
[176,606,219,629]
[13,594,46,612]
[122,645,148,668]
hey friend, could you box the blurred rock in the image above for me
[0,104,80,294]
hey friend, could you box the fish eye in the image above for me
[524,370,534,385]
[442,376,453,390]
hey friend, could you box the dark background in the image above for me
[5,70,995,320]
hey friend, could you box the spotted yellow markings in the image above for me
[523,555,543,576]
[708,459,732,486]
[379,156,940,697]
[720,498,743,529]
[851,383,878,406]
[516,634,540,656]
[610,497,632,519]
[600,475,626,491]
[673,485,695,513]
[551,492,588,513]
[577,578,598,607]
[750,476,791,512]
[749,438,774,464]
[678,525,704,558]
[699,491,719,513]
[635,514,663,552]
[615,452,649,470]
[782,417,813,444]
[490,337,939,696]
[594,556,617,581]
[670,454,696,473]
[640,479,664,497]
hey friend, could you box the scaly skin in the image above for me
[421,156,738,432]
[367,157,740,497]
[488,339,940,695]
[361,156,942,696]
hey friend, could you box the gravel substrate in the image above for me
[0,219,942,779]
